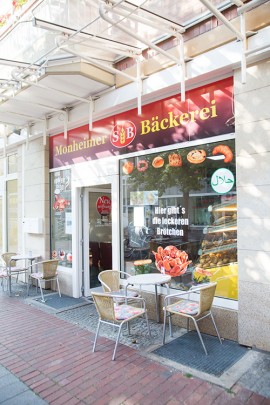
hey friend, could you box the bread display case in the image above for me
[193,198,238,299]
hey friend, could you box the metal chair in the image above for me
[92,291,151,360]
[98,269,139,302]
[163,282,222,355]
[1,253,28,293]
[0,267,7,291]
[27,259,61,302]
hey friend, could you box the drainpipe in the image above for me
[43,119,47,146]
[240,13,247,84]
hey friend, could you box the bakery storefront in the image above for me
[50,76,237,301]
[120,139,236,300]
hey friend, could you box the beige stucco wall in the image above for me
[235,59,270,351]
[21,138,50,259]
[20,138,73,296]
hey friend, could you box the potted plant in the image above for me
[133,259,152,275]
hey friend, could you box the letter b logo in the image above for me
[110,121,136,148]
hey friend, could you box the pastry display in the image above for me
[152,156,164,168]
[212,144,233,163]
[187,149,206,164]
[168,153,182,167]
[122,161,134,174]
[198,248,237,269]
[137,159,148,172]
[196,199,237,270]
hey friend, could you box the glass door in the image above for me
[83,185,112,296]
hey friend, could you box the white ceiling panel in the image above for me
[0,0,264,139]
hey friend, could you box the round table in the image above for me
[8,254,41,296]
[125,273,171,322]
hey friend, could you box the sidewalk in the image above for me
[0,287,270,405]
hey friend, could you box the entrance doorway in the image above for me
[83,185,112,296]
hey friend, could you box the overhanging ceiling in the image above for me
[0,0,269,145]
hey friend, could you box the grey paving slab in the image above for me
[0,366,47,405]
[0,367,9,378]
[1,391,47,405]
[237,351,270,398]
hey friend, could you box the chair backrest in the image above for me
[1,253,18,267]
[41,260,59,279]
[198,283,217,315]
[98,270,120,292]
[92,292,116,322]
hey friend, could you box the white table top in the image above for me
[10,254,40,261]
[127,273,171,286]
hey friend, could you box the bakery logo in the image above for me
[110,120,136,148]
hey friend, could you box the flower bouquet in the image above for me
[152,245,192,277]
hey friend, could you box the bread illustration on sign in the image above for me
[212,144,233,163]
[137,159,148,172]
[122,161,134,174]
[187,149,206,164]
[152,156,164,168]
[168,153,182,167]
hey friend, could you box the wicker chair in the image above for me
[1,252,28,291]
[98,270,139,302]
[0,268,7,291]
[92,291,151,360]
[163,282,222,355]
[27,259,61,302]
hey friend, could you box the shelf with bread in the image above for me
[193,198,238,300]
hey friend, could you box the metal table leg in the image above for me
[154,284,159,323]
[8,262,12,296]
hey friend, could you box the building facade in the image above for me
[0,0,269,352]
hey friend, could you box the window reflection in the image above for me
[7,179,18,252]
[120,139,237,300]
[50,170,72,267]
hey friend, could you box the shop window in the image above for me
[120,139,237,300]
[0,196,2,253]
[50,169,72,267]
[7,154,17,174]
[6,179,18,252]
[0,157,4,176]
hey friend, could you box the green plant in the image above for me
[133,259,152,274]
[193,275,210,284]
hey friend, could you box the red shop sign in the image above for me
[50,77,234,168]
[96,196,111,215]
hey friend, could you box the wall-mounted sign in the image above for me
[50,77,234,168]
[211,168,234,194]
[96,196,111,215]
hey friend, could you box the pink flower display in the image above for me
[152,245,192,277]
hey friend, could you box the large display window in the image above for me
[120,138,237,300]
[50,169,72,267]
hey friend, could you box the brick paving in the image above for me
[0,291,270,404]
